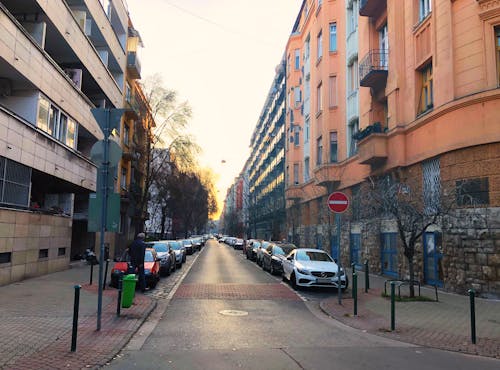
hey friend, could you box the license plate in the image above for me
[317,278,331,284]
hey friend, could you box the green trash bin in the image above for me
[121,274,137,308]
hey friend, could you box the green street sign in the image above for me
[95,165,117,193]
[90,140,122,167]
[91,108,125,135]
[88,192,121,232]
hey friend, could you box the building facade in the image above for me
[283,0,500,297]
[0,0,129,285]
[244,59,287,241]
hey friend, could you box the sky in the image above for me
[126,0,303,218]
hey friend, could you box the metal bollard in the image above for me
[71,285,81,352]
[351,263,356,298]
[390,281,396,331]
[364,259,370,293]
[353,272,358,316]
[103,259,109,290]
[116,276,122,317]
[468,289,476,344]
[89,260,94,285]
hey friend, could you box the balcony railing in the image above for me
[359,49,388,89]
[359,0,387,17]
[127,52,141,79]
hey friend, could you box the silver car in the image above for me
[282,248,348,290]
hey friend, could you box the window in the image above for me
[419,63,433,113]
[381,233,398,277]
[316,136,323,165]
[329,75,337,107]
[305,116,310,143]
[294,49,300,70]
[422,157,440,214]
[294,87,302,107]
[304,35,310,60]
[39,249,49,259]
[123,124,130,146]
[286,165,289,186]
[317,30,323,61]
[125,82,131,103]
[316,82,322,113]
[304,157,310,182]
[37,95,78,149]
[330,132,338,163]
[456,178,489,206]
[294,127,300,146]
[329,23,337,52]
[0,252,11,264]
[419,0,432,21]
[317,0,322,9]
[348,60,359,93]
[58,247,66,256]
[379,24,388,69]
[496,26,500,84]
[348,120,359,156]
[347,3,358,34]
[120,167,127,190]
[0,157,31,207]
[287,54,291,75]
[293,163,299,185]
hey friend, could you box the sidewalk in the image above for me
[319,270,500,359]
[0,261,156,370]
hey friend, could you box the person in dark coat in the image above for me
[129,232,147,292]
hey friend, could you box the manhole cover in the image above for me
[219,310,248,316]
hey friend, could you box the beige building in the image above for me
[0,0,128,285]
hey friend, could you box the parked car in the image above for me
[261,243,297,275]
[166,240,186,267]
[282,248,348,290]
[110,248,161,289]
[233,238,244,250]
[146,241,176,276]
[182,239,194,255]
[225,237,236,247]
[245,239,261,260]
[190,237,202,252]
[256,241,272,266]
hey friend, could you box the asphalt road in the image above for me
[106,240,500,370]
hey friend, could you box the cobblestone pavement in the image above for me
[0,249,200,370]
[319,271,500,359]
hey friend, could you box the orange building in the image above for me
[285,0,499,297]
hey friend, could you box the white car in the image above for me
[282,248,348,290]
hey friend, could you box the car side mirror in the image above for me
[287,256,293,261]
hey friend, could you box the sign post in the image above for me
[327,192,349,305]
[90,108,124,331]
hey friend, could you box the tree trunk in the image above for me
[408,255,415,298]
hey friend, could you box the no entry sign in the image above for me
[327,192,349,213]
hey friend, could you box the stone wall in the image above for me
[0,208,71,286]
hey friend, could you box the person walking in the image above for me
[129,232,147,292]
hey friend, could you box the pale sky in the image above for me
[126,0,303,217]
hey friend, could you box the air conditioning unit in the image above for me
[0,78,12,97]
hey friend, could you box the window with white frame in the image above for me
[316,136,323,165]
[329,23,337,52]
[37,94,78,149]
[330,131,338,163]
[294,87,302,107]
[348,60,359,93]
[305,116,310,143]
[329,75,337,107]
[419,0,432,21]
[317,30,323,61]
[294,49,300,70]
[419,63,433,114]
[316,82,322,113]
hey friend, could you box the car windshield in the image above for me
[149,243,168,253]
[296,250,333,262]
[252,241,261,248]
[182,240,191,245]
[275,245,295,255]
[144,250,154,262]
[169,241,182,250]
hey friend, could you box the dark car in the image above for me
[182,239,194,255]
[233,238,244,250]
[146,241,176,277]
[261,243,297,275]
[245,239,261,261]
[190,237,202,252]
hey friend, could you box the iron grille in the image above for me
[422,157,441,214]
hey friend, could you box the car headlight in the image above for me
[297,267,310,275]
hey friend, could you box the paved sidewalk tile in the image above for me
[0,262,156,369]
[319,272,500,359]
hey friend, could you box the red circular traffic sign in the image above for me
[327,192,349,213]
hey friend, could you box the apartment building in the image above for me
[244,59,287,240]
[284,0,500,297]
[0,0,128,285]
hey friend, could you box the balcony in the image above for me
[127,52,142,79]
[359,50,388,90]
[125,94,140,118]
[359,0,387,17]
[313,163,341,192]
[357,128,388,165]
